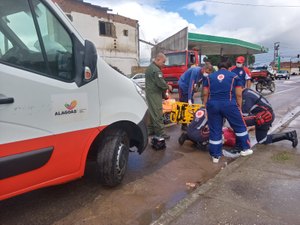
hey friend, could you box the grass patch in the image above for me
[271,151,293,162]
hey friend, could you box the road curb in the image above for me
[270,106,300,133]
[150,106,300,225]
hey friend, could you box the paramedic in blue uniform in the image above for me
[178,63,213,105]
[202,60,253,163]
[242,88,298,147]
[178,64,213,130]
[230,56,252,88]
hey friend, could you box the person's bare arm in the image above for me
[235,86,243,108]
[202,87,209,106]
[246,79,252,89]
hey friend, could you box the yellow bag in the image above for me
[170,102,203,124]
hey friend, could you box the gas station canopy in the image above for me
[188,32,268,55]
[151,27,268,58]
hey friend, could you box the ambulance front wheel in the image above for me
[96,130,129,187]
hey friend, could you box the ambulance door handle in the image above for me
[0,97,14,104]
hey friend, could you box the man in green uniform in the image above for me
[145,53,171,139]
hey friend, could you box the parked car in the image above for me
[291,68,299,75]
[275,70,290,80]
[131,73,145,88]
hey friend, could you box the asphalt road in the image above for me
[1,76,299,225]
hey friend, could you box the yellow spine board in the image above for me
[170,102,203,124]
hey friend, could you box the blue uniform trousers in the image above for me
[178,87,188,103]
[207,100,250,157]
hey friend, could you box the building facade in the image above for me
[53,0,139,75]
[271,61,300,74]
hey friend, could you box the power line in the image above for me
[203,0,300,8]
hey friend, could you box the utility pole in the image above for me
[293,54,300,75]
[274,42,280,70]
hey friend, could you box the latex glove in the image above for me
[255,111,272,126]
[188,99,192,105]
[261,110,273,122]
[255,112,265,126]
[255,116,265,126]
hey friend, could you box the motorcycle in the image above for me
[253,75,275,93]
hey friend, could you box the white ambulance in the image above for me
[0,0,148,200]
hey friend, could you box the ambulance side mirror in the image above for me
[83,40,98,80]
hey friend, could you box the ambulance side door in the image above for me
[0,0,100,199]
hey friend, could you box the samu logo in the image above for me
[217,74,225,82]
[55,100,78,116]
[195,110,205,118]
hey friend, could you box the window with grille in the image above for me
[99,21,115,37]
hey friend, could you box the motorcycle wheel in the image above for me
[269,82,275,92]
[255,82,263,93]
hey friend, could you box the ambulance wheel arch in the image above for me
[86,121,146,186]
[96,129,129,186]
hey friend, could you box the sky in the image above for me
[86,0,300,65]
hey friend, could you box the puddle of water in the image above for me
[137,190,187,225]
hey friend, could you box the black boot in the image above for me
[178,133,187,145]
[271,130,298,148]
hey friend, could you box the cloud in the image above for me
[86,0,300,65]
[88,0,163,5]
[185,0,300,63]
[86,0,196,63]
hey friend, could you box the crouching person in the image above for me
[242,88,298,147]
[178,107,237,151]
[178,107,209,150]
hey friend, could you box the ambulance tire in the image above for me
[97,130,129,187]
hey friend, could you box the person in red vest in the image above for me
[230,56,252,88]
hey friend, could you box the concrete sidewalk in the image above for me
[152,115,300,225]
